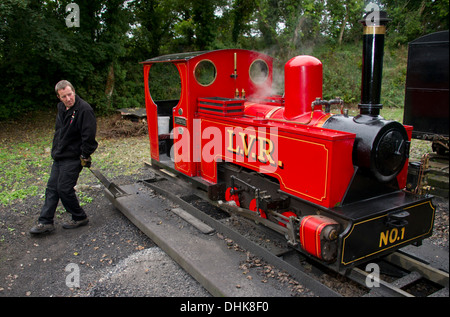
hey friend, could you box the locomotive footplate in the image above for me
[332,191,435,271]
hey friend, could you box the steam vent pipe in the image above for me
[359,10,390,116]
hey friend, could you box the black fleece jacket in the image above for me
[51,95,98,161]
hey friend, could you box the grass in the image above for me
[78,136,150,183]
[0,132,52,206]
[380,106,433,160]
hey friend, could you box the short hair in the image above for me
[55,80,75,96]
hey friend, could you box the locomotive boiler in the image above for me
[141,12,435,272]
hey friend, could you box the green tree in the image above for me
[383,0,449,45]
[169,0,219,51]
[192,0,217,50]
[1,0,449,120]
[230,0,256,45]
[256,0,280,50]
[0,0,132,118]
[131,0,179,60]
[324,0,364,45]
[0,0,65,119]
[277,0,326,57]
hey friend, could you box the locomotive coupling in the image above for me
[385,210,410,228]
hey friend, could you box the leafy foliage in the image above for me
[0,0,448,120]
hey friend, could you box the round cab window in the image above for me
[194,60,217,86]
[249,59,269,84]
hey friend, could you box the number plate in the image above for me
[340,200,435,267]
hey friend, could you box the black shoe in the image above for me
[62,218,89,229]
[30,223,55,234]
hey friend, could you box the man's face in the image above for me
[57,86,76,109]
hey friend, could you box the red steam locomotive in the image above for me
[141,13,435,272]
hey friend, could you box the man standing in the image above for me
[30,80,98,234]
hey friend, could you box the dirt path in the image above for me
[0,173,154,296]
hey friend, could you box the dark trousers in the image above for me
[38,158,87,224]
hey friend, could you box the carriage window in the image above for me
[194,60,217,86]
[249,59,269,84]
[148,62,181,101]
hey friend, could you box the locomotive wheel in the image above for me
[278,211,296,227]
[249,199,267,219]
[225,187,240,206]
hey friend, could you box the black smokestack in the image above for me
[359,10,390,116]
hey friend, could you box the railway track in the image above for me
[114,164,449,297]
[348,251,449,297]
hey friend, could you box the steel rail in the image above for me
[140,166,448,297]
[346,251,449,297]
[141,172,341,297]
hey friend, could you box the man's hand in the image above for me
[80,155,92,168]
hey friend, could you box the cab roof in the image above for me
[141,51,211,64]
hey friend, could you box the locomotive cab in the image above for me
[142,49,274,178]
